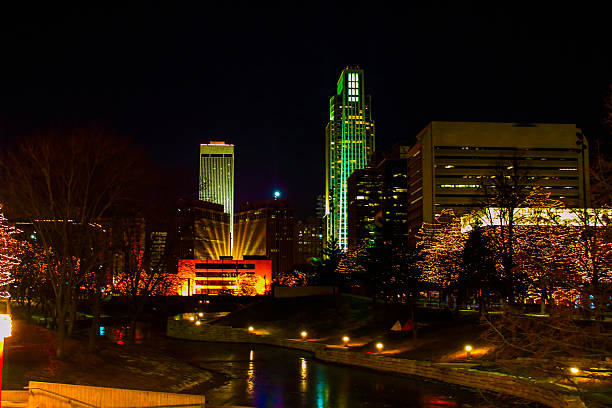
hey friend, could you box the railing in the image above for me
[27,386,206,408]
[27,387,99,408]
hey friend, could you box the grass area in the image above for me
[212,294,488,360]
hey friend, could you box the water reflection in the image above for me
[247,349,255,395]
[315,368,329,408]
[102,323,152,345]
[299,357,308,394]
[160,340,498,408]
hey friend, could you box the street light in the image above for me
[300,331,308,340]
[570,367,580,375]
[342,336,350,347]
[376,342,383,353]
[465,345,472,359]
[248,326,254,332]
[0,314,12,403]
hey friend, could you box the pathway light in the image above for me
[248,326,254,332]
[300,331,308,340]
[342,336,350,346]
[376,342,383,353]
[195,321,201,326]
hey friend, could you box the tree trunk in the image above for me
[67,295,77,337]
[55,300,67,359]
[129,298,145,343]
[88,287,101,352]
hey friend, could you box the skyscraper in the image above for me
[199,141,234,255]
[325,67,375,250]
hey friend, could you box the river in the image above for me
[104,324,505,408]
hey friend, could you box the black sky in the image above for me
[1,4,610,218]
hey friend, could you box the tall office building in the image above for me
[199,141,234,255]
[405,122,590,238]
[325,66,375,250]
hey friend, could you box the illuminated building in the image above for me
[199,141,234,254]
[347,166,382,249]
[406,122,590,237]
[347,146,410,249]
[171,198,230,261]
[233,199,294,279]
[294,216,324,265]
[460,207,612,233]
[178,259,271,296]
[325,66,375,250]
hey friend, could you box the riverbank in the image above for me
[4,316,213,394]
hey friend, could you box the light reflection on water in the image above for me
[299,357,307,393]
[247,349,255,395]
[164,341,480,408]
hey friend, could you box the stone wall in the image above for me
[167,320,585,408]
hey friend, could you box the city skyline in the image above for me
[1,5,608,219]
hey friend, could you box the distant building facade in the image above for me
[325,66,375,250]
[199,141,234,254]
[177,258,271,296]
[347,146,409,249]
[406,122,590,237]
[294,216,324,265]
[233,199,294,279]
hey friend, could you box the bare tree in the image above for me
[110,217,180,341]
[0,125,145,358]
[477,160,530,303]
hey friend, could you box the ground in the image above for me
[5,296,611,407]
[213,294,612,407]
[3,316,211,394]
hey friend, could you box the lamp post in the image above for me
[342,336,350,347]
[465,345,472,359]
[0,314,12,403]
[300,331,307,341]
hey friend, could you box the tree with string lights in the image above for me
[0,206,23,300]
[418,209,465,290]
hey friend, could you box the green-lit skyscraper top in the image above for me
[325,67,375,250]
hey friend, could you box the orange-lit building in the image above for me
[177,258,271,296]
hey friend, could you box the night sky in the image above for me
[1,4,610,218]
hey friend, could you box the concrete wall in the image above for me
[28,381,205,408]
[167,320,586,408]
[273,286,337,298]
